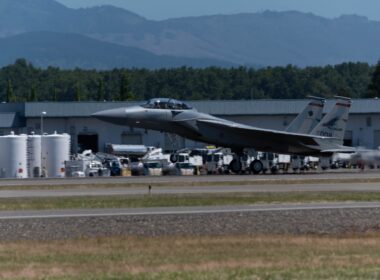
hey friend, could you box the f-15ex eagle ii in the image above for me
[92,96,355,173]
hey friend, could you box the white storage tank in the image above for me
[41,132,70,178]
[0,133,28,179]
[27,134,42,178]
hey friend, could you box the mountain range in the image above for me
[0,31,234,69]
[0,0,380,69]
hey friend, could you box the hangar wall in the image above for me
[25,113,380,153]
[2,99,380,154]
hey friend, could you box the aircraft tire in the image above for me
[229,159,242,174]
[250,160,263,174]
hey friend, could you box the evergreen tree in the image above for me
[74,83,82,101]
[366,60,380,98]
[52,88,59,101]
[119,72,133,101]
[96,78,105,101]
[0,59,376,101]
[6,79,16,102]
[29,85,37,101]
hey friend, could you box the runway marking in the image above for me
[0,203,379,220]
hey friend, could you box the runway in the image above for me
[0,202,379,220]
[0,201,379,241]
[2,170,380,187]
[0,182,380,198]
[0,172,379,240]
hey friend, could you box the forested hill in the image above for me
[1,60,378,102]
[1,0,380,67]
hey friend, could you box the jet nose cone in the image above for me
[91,108,127,125]
[92,106,144,126]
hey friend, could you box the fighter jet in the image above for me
[92,96,353,173]
[285,96,325,134]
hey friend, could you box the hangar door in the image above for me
[343,131,353,147]
[78,133,99,153]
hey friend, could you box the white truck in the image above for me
[255,152,273,174]
[170,151,203,175]
[206,152,233,174]
[143,161,163,176]
[291,156,319,172]
[65,159,110,177]
[271,154,291,173]
[291,156,304,172]
[175,162,195,176]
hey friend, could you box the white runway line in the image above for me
[0,202,379,220]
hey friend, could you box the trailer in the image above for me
[65,159,110,177]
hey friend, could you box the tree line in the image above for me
[1,59,379,102]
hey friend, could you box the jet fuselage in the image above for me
[92,99,336,155]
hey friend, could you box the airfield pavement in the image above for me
[0,170,380,241]
[2,168,380,187]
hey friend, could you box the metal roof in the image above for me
[0,103,25,114]
[21,99,380,118]
[0,113,25,128]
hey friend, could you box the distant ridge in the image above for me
[0,32,235,69]
[0,0,379,68]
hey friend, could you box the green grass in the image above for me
[0,235,380,279]
[0,191,380,211]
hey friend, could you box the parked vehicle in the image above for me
[65,159,110,177]
[206,152,233,174]
[175,162,195,176]
[257,152,277,174]
[274,154,291,173]
[143,161,163,176]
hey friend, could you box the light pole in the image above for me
[40,111,46,136]
[40,111,46,177]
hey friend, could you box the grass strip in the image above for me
[0,234,380,279]
[0,191,380,211]
[3,174,380,190]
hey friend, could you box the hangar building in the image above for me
[1,99,380,154]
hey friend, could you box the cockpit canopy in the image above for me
[141,98,193,110]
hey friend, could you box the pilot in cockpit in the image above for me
[154,100,160,109]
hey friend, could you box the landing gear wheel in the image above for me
[250,160,263,175]
[229,159,242,174]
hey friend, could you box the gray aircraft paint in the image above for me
[286,96,325,134]
[92,97,354,156]
[310,96,351,142]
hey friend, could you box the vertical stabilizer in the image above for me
[286,96,325,134]
[310,96,352,142]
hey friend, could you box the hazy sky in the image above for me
[56,0,380,21]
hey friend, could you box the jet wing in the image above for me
[196,118,325,151]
